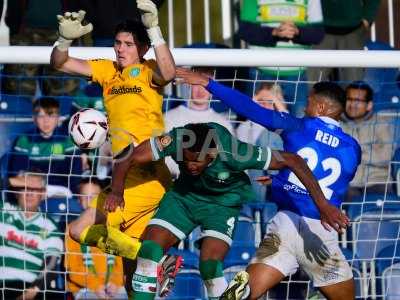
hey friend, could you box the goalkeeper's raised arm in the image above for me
[137,0,175,85]
[50,0,175,85]
[50,10,93,76]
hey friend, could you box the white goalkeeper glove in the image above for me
[55,10,93,51]
[137,0,165,47]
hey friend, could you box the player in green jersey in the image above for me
[104,122,349,300]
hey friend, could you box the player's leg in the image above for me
[298,216,354,300]
[196,199,244,299]
[319,279,355,300]
[132,225,179,300]
[221,211,300,300]
[131,191,195,300]
[68,206,106,246]
[69,190,142,259]
[198,237,231,300]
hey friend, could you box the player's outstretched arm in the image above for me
[104,140,154,212]
[137,0,175,86]
[176,67,302,132]
[269,150,350,232]
[50,10,93,76]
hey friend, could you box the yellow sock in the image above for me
[105,226,142,260]
[79,224,107,246]
[78,225,141,260]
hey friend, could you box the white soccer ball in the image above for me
[68,108,109,149]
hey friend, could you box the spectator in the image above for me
[4,0,80,96]
[65,177,127,300]
[8,97,83,194]
[236,83,286,201]
[164,67,234,178]
[308,0,381,83]
[70,0,165,46]
[0,172,64,300]
[238,0,324,116]
[341,81,395,199]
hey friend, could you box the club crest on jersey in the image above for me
[160,135,172,147]
[52,144,64,155]
[130,67,140,77]
[217,171,230,180]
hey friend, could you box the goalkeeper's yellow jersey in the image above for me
[88,59,164,155]
[87,59,171,213]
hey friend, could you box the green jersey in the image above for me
[150,123,272,206]
[0,201,64,283]
[241,0,323,76]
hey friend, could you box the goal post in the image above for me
[0,46,399,67]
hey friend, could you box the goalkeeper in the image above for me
[50,1,181,296]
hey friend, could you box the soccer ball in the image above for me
[69,108,109,149]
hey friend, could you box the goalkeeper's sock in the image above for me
[131,240,164,300]
[79,225,141,260]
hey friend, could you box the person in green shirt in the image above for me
[104,122,349,300]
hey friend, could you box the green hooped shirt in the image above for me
[240,0,323,75]
[150,123,272,206]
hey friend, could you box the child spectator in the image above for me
[7,97,83,194]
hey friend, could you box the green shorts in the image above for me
[148,190,241,246]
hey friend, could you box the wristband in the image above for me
[55,36,73,52]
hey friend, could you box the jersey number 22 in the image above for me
[288,147,341,200]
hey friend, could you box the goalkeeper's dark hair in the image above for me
[346,81,373,102]
[312,81,346,109]
[182,123,217,153]
[115,19,150,47]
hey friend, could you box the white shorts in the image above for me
[250,210,353,287]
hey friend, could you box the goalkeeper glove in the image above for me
[55,10,93,51]
[137,0,165,47]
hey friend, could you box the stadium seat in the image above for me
[223,217,257,269]
[167,248,199,270]
[0,95,32,116]
[352,209,400,260]
[376,245,400,279]
[40,197,82,232]
[261,202,278,227]
[364,41,400,111]
[223,245,256,269]
[232,218,256,245]
[163,271,205,300]
[380,262,400,300]
[345,193,400,221]
[239,204,254,219]
[186,226,201,253]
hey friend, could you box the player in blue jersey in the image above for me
[176,68,361,300]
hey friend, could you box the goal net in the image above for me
[0,47,399,300]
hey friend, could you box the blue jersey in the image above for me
[207,80,361,219]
